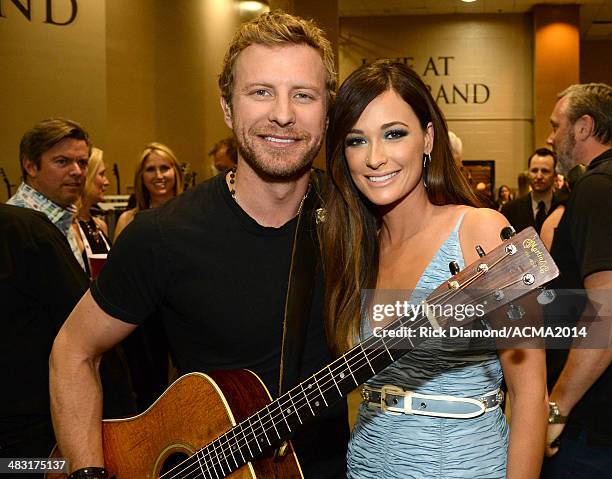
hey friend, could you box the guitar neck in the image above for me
[112,164,120,194]
[164,227,558,479]
[0,168,11,198]
[173,314,428,478]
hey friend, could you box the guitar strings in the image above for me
[163,270,523,479]
[161,267,516,479]
[161,252,520,479]
[158,293,453,479]
[159,307,440,479]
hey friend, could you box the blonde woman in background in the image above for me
[113,142,183,410]
[114,142,183,240]
[72,147,111,279]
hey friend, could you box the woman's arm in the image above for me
[460,207,547,478]
[540,206,564,251]
[500,348,548,479]
[114,209,134,241]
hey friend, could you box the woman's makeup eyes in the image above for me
[384,128,408,139]
[345,136,366,147]
[145,165,171,173]
[345,128,408,147]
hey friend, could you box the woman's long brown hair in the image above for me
[321,60,480,356]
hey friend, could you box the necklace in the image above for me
[229,166,236,198]
[80,217,103,246]
[228,166,310,215]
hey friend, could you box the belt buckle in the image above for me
[479,389,504,410]
[380,385,412,415]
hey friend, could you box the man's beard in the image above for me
[236,128,323,182]
[556,129,577,175]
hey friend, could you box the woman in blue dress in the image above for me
[320,60,547,478]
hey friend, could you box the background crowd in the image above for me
[1,9,610,479]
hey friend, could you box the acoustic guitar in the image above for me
[48,227,558,479]
[112,163,120,195]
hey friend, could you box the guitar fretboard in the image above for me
[169,309,446,479]
[160,227,557,479]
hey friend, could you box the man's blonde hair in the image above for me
[218,10,336,107]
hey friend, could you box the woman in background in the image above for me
[115,142,182,410]
[72,147,111,279]
[72,147,138,416]
[114,142,183,240]
[496,184,514,211]
[541,164,587,250]
[321,60,547,478]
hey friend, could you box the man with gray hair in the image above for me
[543,83,612,477]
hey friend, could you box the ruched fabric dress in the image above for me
[348,215,509,478]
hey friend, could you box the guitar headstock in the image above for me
[425,227,559,328]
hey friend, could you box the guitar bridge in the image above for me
[273,441,289,460]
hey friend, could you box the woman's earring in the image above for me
[422,153,431,189]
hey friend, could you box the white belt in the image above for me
[362,385,504,419]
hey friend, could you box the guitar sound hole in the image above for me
[159,452,190,477]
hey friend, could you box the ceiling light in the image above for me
[239,1,269,13]
[461,0,478,3]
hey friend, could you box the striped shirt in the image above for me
[7,182,86,270]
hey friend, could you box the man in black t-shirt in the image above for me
[50,11,348,479]
[542,83,612,478]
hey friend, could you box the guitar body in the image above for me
[48,371,302,479]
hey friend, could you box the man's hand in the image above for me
[545,423,564,457]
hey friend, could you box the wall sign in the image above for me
[361,55,490,105]
[0,0,78,26]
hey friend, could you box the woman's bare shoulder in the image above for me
[114,209,137,240]
[459,206,510,262]
[117,208,136,222]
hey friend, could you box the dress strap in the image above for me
[452,212,467,233]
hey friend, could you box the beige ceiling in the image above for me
[338,0,612,40]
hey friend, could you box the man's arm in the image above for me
[49,290,137,473]
[546,270,612,456]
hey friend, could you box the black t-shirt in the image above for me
[91,174,348,477]
[0,205,88,432]
[548,148,612,445]
[0,204,136,454]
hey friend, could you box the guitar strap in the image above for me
[277,169,326,397]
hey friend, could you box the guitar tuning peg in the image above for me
[449,261,461,276]
[500,226,516,241]
[506,304,525,321]
[475,245,486,258]
[537,288,557,305]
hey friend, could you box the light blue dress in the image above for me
[348,215,509,478]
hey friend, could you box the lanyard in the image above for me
[76,220,110,259]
